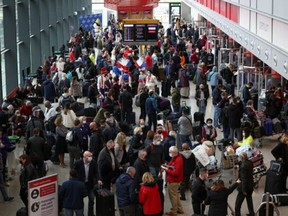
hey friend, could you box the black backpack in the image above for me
[61,95,73,108]
[46,114,61,133]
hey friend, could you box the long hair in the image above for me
[211,180,225,191]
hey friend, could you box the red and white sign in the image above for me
[28,174,58,216]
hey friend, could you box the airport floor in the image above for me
[1,81,287,216]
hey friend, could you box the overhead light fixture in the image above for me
[74,11,78,16]
[82,7,86,11]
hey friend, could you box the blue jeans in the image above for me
[213,105,221,127]
[223,124,230,139]
[64,208,84,216]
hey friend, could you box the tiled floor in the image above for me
[1,81,287,216]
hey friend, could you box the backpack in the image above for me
[65,128,78,146]
[122,74,129,83]
[207,71,214,82]
[135,93,141,107]
[61,95,73,108]
[46,114,61,133]
[106,120,119,140]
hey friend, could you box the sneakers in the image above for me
[5,197,14,202]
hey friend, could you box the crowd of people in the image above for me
[1,16,288,216]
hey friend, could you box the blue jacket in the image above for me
[42,79,57,101]
[145,96,157,115]
[60,178,88,209]
[115,173,137,208]
[209,71,221,87]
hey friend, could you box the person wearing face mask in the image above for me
[155,125,168,141]
[234,127,253,149]
[146,134,165,177]
[161,146,184,216]
[139,119,149,142]
[74,151,98,216]
[202,118,217,142]
[242,82,253,107]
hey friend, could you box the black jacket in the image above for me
[191,177,207,204]
[242,86,251,103]
[74,159,98,190]
[119,90,133,111]
[228,103,243,129]
[237,159,254,193]
[89,131,104,161]
[97,147,119,184]
[133,158,150,190]
[205,183,239,216]
[146,144,164,168]
[180,151,196,177]
[271,142,288,171]
[20,162,37,189]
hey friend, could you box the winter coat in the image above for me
[205,183,239,216]
[139,182,162,215]
[115,173,137,208]
[42,80,57,101]
[228,103,243,129]
[166,153,184,183]
[180,150,196,177]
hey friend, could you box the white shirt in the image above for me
[44,107,57,121]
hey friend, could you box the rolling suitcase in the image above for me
[129,112,136,125]
[265,160,286,194]
[264,118,273,136]
[95,188,115,216]
[249,152,264,167]
[272,118,283,134]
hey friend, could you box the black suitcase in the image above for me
[161,80,170,97]
[265,161,286,194]
[129,112,136,125]
[16,207,28,216]
[95,188,115,216]
[194,112,205,126]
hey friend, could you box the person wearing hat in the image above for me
[119,66,132,88]
[195,83,209,114]
[97,67,108,100]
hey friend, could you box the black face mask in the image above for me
[158,131,162,134]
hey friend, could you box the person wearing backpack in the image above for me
[67,119,83,169]
[59,87,75,109]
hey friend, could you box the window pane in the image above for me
[1,53,6,98]
[0,7,4,50]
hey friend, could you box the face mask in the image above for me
[87,157,92,163]
[155,141,161,145]
[242,133,245,137]
[207,123,212,127]
[83,121,86,124]
[169,153,173,158]
[140,125,145,128]
[140,132,143,135]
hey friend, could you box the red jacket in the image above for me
[166,153,183,183]
[139,183,162,215]
[145,54,153,70]
[19,105,32,117]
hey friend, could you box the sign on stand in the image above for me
[28,174,58,216]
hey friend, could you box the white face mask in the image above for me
[87,157,92,163]
[140,125,145,128]
[242,133,245,137]
[207,123,212,127]
[83,121,86,124]
[140,132,143,135]
[155,141,161,145]
[169,153,173,158]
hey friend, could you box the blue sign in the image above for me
[79,14,102,31]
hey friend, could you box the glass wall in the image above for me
[0,0,92,100]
